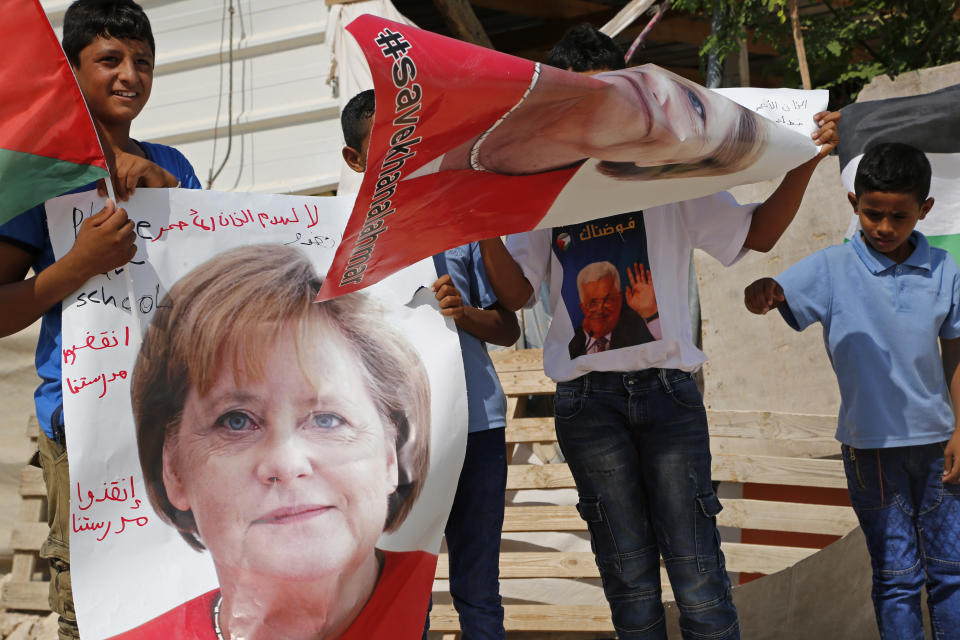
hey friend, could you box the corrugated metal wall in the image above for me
[43,0,343,194]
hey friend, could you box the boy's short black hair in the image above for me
[341,89,376,151]
[547,23,625,72]
[62,0,155,67]
[854,142,932,203]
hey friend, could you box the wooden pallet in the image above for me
[428,348,854,636]
[2,415,50,611]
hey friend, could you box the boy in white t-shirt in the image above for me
[478,23,840,640]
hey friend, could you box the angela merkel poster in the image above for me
[47,189,466,639]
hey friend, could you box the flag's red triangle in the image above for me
[0,0,107,170]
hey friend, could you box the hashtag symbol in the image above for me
[375,28,411,59]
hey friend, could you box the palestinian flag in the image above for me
[838,84,960,259]
[0,0,108,225]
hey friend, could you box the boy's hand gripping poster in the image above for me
[317,16,827,301]
[47,189,467,640]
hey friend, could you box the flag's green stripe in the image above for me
[926,234,960,265]
[0,148,107,226]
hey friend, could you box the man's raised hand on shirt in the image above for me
[744,277,785,315]
[625,262,657,319]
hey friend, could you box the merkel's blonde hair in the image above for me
[132,244,431,551]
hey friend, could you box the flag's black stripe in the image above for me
[838,83,960,168]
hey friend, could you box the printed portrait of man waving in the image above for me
[569,260,661,358]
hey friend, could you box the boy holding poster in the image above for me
[478,24,840,640]
[341,90,520,639]
[744,142,960,638]
[0,2,200,637]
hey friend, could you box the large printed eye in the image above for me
[312,413,347,429]
[686,88,706,123]
[218,411,255,431]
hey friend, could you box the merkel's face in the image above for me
[579,275,622,338]
[591,65,742,167]
[163,320,398,581]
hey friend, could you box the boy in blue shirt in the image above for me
[341,90,520,639]
[0,2,201,638]
[744,142,960,639]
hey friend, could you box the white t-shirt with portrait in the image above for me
[506,191,756,382]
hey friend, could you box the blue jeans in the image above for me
[554,369,738,640]
[424,427,507,639]
[842,442,960,640]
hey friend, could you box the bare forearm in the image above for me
[455,305,521,347]
[943,339,960,429]
[478,238,533,312]
[0,255,94,337]
[743,156,820,253]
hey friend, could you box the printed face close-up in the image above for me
[580,275,622,337]
[71,36,154,126]
[591,65,743,167]
[163,320,398,582]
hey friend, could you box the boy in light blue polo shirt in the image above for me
[744,142,960,639]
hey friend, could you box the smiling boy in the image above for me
[0,2,201,638]
[745,142,960,638]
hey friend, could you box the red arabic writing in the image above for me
[152,204,322,243]
[63,327,130,366]
[65,369,128,399]
[73,476,148,542]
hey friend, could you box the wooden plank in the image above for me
[10,553,38,584]
[431,604,615,632]
[712,454,846,489]
[20,466,45,498]
[27,415,39,440]
[503,501,857,536]
[18,495,44,525]
[507,463,574,490]
[507,454,845,491]
[506,418,556,443]
[505,423,835,457]
[708,410,836,442]
[437,541,814,581]
[722,541,817,574]
[503,505,583,532]
[720,499,857,536]
[432,0,494,49]
[437,552,599,579]
[709,437,837,459]
[506,422,836,456]
[498,370,555,397]
[1,580,50,612]
[490,348,543,373]
[10,523,48,552]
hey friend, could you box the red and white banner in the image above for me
[318,16,823,301]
